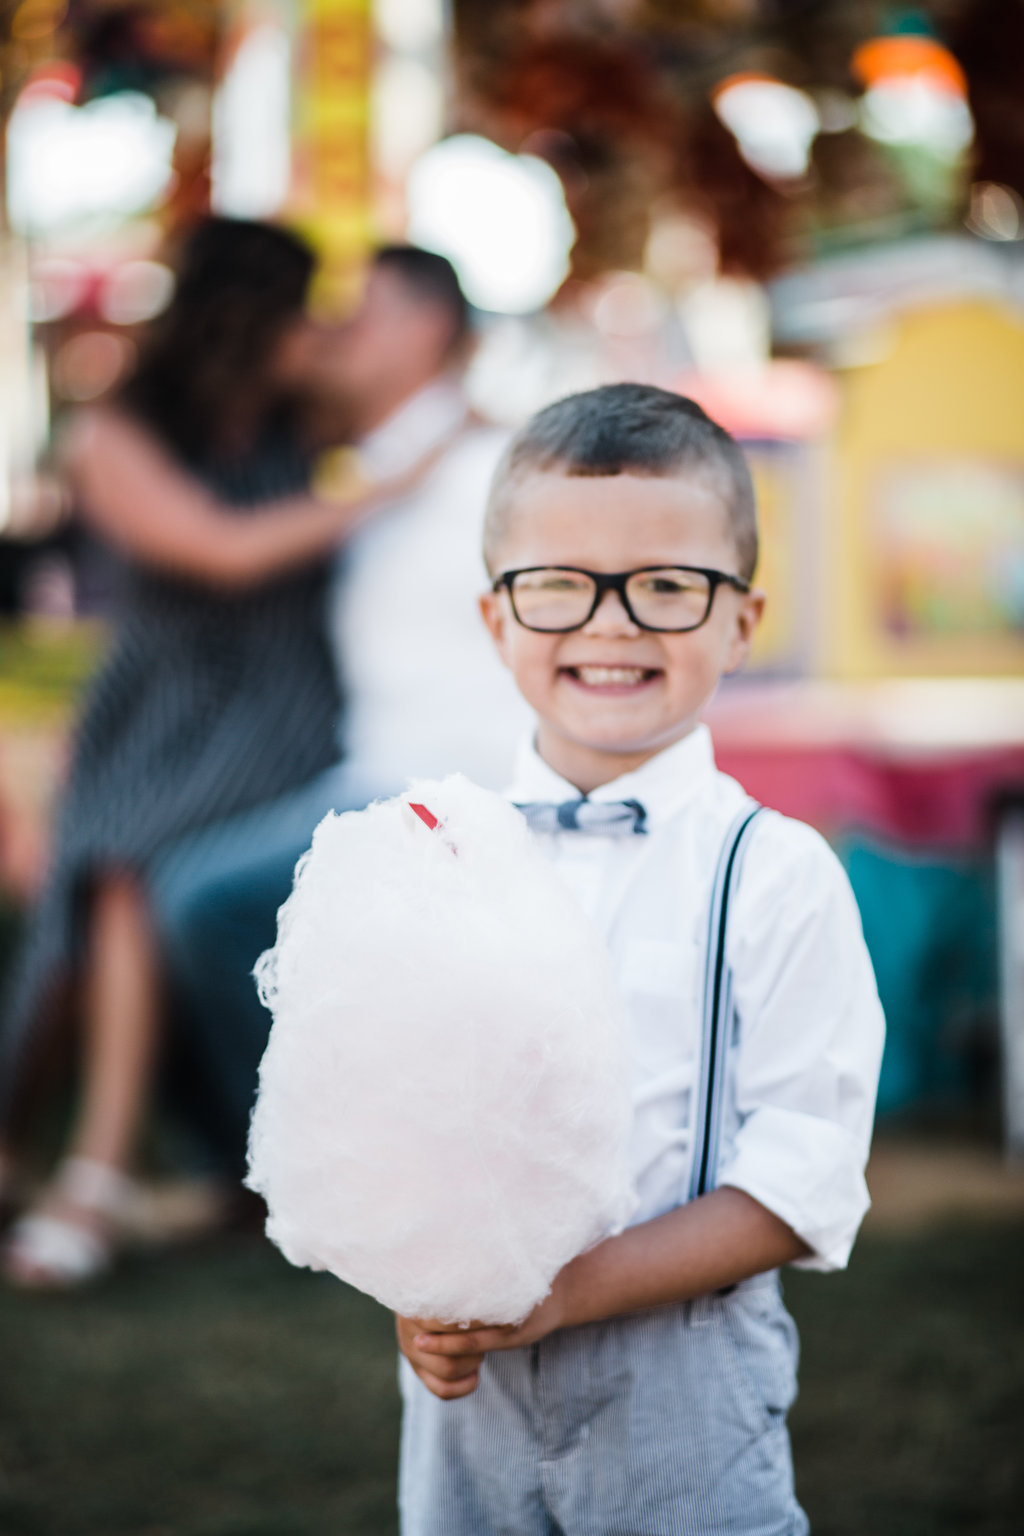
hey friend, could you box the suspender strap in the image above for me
[688,803,764,1202]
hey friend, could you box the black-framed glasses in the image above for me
[492,566,751,634]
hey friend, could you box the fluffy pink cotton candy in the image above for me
[246,774,634,1325]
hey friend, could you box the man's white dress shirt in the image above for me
[329,378,532,793]
[507,724,886,1271]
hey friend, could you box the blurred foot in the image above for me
[116,1176,230,1244]
[1,1156,134,1289]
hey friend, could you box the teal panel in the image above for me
[842,838,998,1115]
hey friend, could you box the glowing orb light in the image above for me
[406,134,575,314]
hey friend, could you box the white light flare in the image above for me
[860,75,973,154]
[372,54,445,181]
[212,23,292,218]
[7,90,177,236]
[406,134,575,314]
[375,0,444,52]
[713,76,820,182]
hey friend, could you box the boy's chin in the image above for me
[543,724,681,763]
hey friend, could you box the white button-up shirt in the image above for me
[507,725,886,1271]
[329,379,532,792]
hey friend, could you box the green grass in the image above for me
[786,1221,1024,1536]
[0,1220,1021,1535]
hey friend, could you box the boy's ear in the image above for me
[723,587,765,674]
[479,590,513,665]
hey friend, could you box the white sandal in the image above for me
[2,1157,136,1289]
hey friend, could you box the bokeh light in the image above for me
[7,90,177,236]
[99,261,175,327]
[406,135,575,314]
[211,23,292,219]
[51,330,135,402]
[713,75,820,182]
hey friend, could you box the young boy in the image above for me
[395,383,885,1536]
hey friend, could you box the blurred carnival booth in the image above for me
[0,0,1022,1148]
[697,281,1024,1129]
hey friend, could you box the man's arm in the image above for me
[397,1186,808,1399]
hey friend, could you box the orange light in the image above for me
[712,70,776,102]
[852,36,966,97]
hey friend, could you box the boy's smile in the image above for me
[480,471,764,793]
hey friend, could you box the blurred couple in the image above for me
[0,217,529,1287]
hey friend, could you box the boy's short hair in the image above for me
[484,382,758,580]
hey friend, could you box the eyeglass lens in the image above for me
[509,568,714,631]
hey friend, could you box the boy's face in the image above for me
[479,469,764,793]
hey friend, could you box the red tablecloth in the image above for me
[713,742,1024,850]
[707,681,1024,851]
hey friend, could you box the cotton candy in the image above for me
[246,774,634,1325]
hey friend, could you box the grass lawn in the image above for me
[0,1218,1021,1536]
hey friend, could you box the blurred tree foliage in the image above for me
[452,0,1021,280]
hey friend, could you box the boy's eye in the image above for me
[526,572,590,593]
[635,572,698,596]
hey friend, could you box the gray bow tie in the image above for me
[515,798,648,836]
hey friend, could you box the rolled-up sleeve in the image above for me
[716,815,885,1271]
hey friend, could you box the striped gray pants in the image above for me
[398,1271,809,1536]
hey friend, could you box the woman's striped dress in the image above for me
[0,428,342,1121]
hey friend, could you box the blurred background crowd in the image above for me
[0,0,1021,1527]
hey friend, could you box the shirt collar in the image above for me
[508,724,718,828]
[358,377,468,478]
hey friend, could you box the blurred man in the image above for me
[155,247,530,1165]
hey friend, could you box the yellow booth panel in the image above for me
[832,299,1024,678]
[744,441,822,675]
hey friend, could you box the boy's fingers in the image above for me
[415,1326,514,1355]
[417,1366,480,1400]
[468,1326,522,1351]
[415,1351,484,1383]
[415,1330,484,1355]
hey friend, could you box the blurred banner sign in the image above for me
[678,363,837,676]
[833,300,1024,678]
[294,0,372,306]
[873,459,1024,642]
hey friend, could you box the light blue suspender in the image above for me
[688,802,765,1202]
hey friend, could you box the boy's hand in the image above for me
[398,1191,809,1401]
[397,1284,570,1399]
[396,1314,491,1400]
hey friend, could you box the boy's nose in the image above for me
[581,586,640,636]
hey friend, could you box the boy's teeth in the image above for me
[573,666,649,686]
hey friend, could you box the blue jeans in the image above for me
[152,764,392,1171]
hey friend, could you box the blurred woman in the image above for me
[0,217,409,1286]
